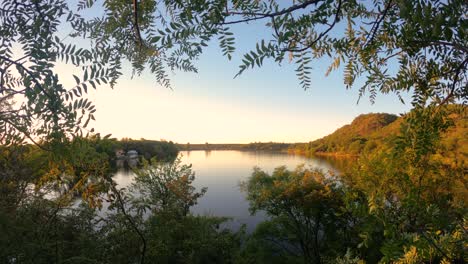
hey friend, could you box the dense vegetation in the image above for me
[1,107,465,264]
[1,107,466,263]
[1,0,467,263]
[0,150,241,263]
[246,105,467,263]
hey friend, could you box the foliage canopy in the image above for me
[1,0,467,145]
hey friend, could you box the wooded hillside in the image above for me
[289,106,467,161]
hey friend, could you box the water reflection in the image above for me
[113,150,341,232]
[310,155,356,174]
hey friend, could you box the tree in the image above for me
[342,106,467,263]
[0,0,123,146]
[103,157,240,264]
[242,165,353,263]
[131,157,207,217]
[2,1,466,147]
[78,0,466,106]
[0,138,115,263]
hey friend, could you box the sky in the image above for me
[56,3,412,144]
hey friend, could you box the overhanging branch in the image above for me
[133,0,143,45]
[221,0,324,25]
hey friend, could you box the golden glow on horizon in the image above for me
[84,79,342,143]
[53,62,361,144]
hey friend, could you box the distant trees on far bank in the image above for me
[177,142,291,151]
[119,138,178,162]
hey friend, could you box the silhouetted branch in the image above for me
[107,176,147,264]
[284,0,342,53]
[133,0,143,45]
[2,118,50,151]
[364,0,394,47]
[0,55,52,99]
[221,0,324,25]
[417,40,468,54]
[439,57,468,105]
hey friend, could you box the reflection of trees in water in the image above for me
[115,158,139,171]
[116,159,125,168]
[239,150,290,159]
[237,150,354,173]
[312,155,355,174]
[204,150,211,158]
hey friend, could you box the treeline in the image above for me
[240,142,290,151]
[289,106,467,162]
[178,143,245,151]
[178,142,291,151]
[119,138,178,161]
[57,136,179,162]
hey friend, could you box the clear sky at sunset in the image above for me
[55,7,412,144]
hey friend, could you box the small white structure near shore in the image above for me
[126,150,138,159]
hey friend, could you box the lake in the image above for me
[114,150,341,232]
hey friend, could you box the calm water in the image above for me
[114,150,340,231]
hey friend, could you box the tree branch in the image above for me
[107,176,147,264]
[133,0,143,45]
[364,0,394,47]
[439,57,468,105]
[414,40,468,54]
[0,55,53,99]
[221,0,324,25]
[284,0,342,53]
[4,120,51,151]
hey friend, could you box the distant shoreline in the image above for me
[176,142,292,152]
[289,150,358,158]
[176,144,358,158]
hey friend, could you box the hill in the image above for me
[289,107,467,161]
[289,113,400,156]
